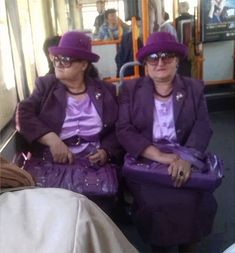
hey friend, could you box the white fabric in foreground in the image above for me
[223,243,235,253]
[0,188,138,253]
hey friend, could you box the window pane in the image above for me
[0,1,17,131]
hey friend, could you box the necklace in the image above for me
[155,88,173,98]
[66,86,87,96]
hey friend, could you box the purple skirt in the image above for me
[127,180,217,246]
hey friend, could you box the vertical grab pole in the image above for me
[173,0,178,27]
[131,16,140,77]
[194,0,203,80]
[141,0,149,45]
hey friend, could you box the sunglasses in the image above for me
[145,52,177,66]
[52,56,81,68]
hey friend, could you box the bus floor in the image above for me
[115,109,235,253]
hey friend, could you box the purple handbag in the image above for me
[123,144,224,192]
[23,155,118,197]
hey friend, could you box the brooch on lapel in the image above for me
[95,91,102,100]
[176,92,183,101]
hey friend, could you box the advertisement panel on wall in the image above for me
[201,0,235,42]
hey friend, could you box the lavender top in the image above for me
[152,96,177,143]
[60,94,102,154]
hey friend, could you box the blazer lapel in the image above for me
[172,75,186,124]
[87,80,103,119]
[46,80,67,133]
[53,82,67,104]
[136,77,155,135]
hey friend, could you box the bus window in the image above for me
[0,1,17,131]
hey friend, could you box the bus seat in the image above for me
[12,131,31,166]
[177,19,194,46]
[176,19,194,77]
[92,44,118,79]
[0,130,30,164]
[117,61,142,93]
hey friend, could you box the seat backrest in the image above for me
[177,19,194,46]
[117,61,142,93]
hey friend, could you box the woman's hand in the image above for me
[49,139,74,164]
[157,152,180,165]
[38,132,74,164]
[141,145,179,165]
[168,158,192,188]
[88,149,108,166]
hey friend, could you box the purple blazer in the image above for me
[15,74,123,163]
[116,74,213,157]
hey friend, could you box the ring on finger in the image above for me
[178,171,184,177]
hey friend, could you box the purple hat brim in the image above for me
[137,41,188,63]
[49,47,100,62]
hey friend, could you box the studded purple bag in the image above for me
[123,143,224,192]
[23,154,118,197]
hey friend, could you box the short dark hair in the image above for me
[43,35,61,56]
[163,12,169,21]
[96,0,105,3]
[43,35,61,74]
[104,9,116,19]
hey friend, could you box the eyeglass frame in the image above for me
[145,52,178,66]
[52,55,82,68]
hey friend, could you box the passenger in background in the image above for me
[175,1,194,30]
[153,10,178,41]
[148,0,162,33]
[175,1,194,77]
[93,0,106,38]
[98,9,130,40]
[43,35,61,74]
[115,19,144,77]
[14,31,123,213]
[116,32,217,253]
[115,32,144,77]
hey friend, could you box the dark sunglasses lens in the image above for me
[147,53,175,65]
[146,54,159,64]
[161,53,175,63]
[53,56,72,68]
[62,56,72,63]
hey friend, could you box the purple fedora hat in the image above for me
[137,32,187,63]
[49,31,99,62]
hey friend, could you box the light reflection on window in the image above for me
[0,0,17,131]
[0,5,15,90]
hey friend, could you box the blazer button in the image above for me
[104,124,107,128]
[176,129,181,133]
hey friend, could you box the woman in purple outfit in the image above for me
[116,32,217,252]
[15,31,123,212]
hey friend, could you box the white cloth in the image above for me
[0,188,138,253]
[223,243,235,253]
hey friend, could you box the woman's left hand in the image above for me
[168,158,192,188]
[88,149,108,166]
